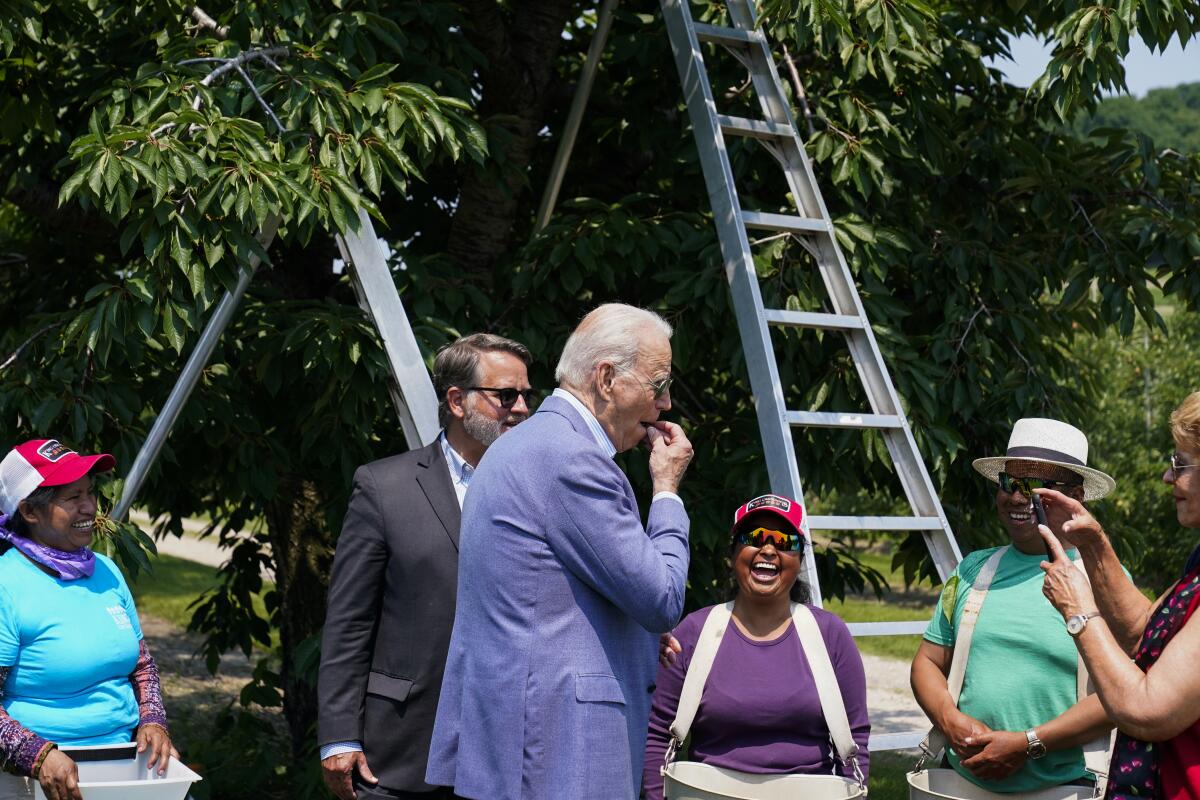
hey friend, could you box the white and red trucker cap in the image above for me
[0,439,115,517]
[731,493,806,537]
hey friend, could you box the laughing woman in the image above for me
[1038,392,1200,800]
[642,494,869,800]
[0,440,173,800]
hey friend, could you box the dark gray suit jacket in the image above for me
[318,438,461,792]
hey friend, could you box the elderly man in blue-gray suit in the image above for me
[426,303,694,800]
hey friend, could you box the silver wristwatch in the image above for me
[1025,728,1047,759]
[1066,610,1102,636]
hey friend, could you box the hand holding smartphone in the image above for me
[1031,493,1054,561]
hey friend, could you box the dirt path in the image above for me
[141,614,282,748]
[863,652,930,741]
[131,510,276,579]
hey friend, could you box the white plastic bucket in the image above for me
[33,743,202,800]
[665,761,864,800]
[907,769,1094,800]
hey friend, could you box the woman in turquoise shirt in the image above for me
[0,439,173,800]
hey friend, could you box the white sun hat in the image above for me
[971,417,1116,501]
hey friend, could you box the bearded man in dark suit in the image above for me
[318,333,534,800]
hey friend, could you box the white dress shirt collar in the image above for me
[439,431,474,508]
[552,388,617,458]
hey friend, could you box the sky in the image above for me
[993,34,1199,96]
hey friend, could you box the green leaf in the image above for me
[361,150,380,196]
[161,306,184,353]
[58,166,90,205]
[86,157,106,195]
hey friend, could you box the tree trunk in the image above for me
[445,0,578,279]
[265,477,334,764]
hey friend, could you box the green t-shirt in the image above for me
[924,545,1088,793]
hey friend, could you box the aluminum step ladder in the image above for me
[661,0,962,748]
[113,212,439,521]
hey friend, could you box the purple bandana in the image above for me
[0,513,96,580]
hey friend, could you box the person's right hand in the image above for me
[1035,488,1104,548]
[37,749,82,800]
[321,751,378,800]
[659,633,682,667]
[942,710,992,761]
[646,421,693,495]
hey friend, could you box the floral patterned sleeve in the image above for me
[0,666,53,777]
[130,641,168,731]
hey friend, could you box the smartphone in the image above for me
[1031,493,1053,561]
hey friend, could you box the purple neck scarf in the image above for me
[0,513,96,580]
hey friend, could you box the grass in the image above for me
[128,552,272,630]
[818,540,940,661]
[826,593,933,661]
[870,751,920,800]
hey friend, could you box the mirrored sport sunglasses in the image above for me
[997,472,1082,496]
[466,387,538,409]
[734,527,803,552]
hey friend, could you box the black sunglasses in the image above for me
[998,472,1082,496]
[466,387,537,409]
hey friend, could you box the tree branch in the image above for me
[0,321,64,372]
[1071,196,1109,253]
[954,301,988,357]
[153,46,290,138]
[781,44,816,138]
[234,63,286,135]
[188,6,229,40]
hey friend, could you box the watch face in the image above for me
[1067,616,1086,635]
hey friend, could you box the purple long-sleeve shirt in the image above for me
[643,603,871,800]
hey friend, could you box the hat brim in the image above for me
[39,453,116,488]
[972,456,1115,501]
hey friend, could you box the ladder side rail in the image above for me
[723,2,964,577]
[113,217,282,522]
[337,209,441,449]
[661,0,822,602]
[810,241,964,577]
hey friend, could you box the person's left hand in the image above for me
[136,724,177,775]
[659,633,681,667]
[1039,524,1099,618]
[959,730,1028,781]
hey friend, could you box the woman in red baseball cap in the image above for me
[643,493,870,800]
[0,439,173,800]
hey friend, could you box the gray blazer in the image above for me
[318,439,461,793]
[426,396,691,799]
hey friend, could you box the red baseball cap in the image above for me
[731,493,806,537]
[0,439,115,516]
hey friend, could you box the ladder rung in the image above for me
[786,411,901,429]
[742,210,831,235]
[763,309,864,331]
[808,515,944,531]
[870,731,927,751]
[847,621,928,637]
[718,114,792,141]
[693,22,759,47]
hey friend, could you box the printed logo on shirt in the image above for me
[106,605,132,631]
[36,440,75,462]
[746,495,790,513]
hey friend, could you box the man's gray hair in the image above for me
[554,304,673,389]
[433,333,532,428]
